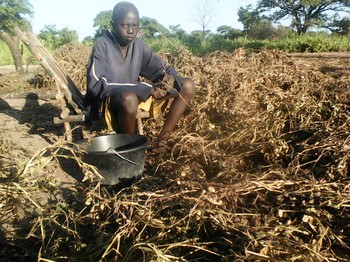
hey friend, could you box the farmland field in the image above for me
[0,47,349,261]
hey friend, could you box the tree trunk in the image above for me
[0,31,24,73]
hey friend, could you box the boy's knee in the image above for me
[115,92,138,115]
[181,78,195,98]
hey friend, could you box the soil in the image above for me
[0,65,81,221]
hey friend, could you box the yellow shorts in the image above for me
[103,96,168,131]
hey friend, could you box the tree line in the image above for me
[1,0,349,72]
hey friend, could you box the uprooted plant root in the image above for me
[0,47,349,261]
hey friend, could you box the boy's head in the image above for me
[111,1,140,46]
[112,1,139,22]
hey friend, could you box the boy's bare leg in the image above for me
[110,91,139,134]
[118,110,136,134]
[154,78,195,151]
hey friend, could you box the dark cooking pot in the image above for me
[77,134,149,185]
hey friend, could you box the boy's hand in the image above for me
[162,74,175,91]
[150,86,167,99]
[153,74,176,94]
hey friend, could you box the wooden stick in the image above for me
[53,115,86,124]
[14,27,83,114]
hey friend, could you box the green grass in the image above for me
[0,40,37,66]
[0,40,14,65]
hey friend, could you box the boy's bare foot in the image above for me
[149,139,171,154]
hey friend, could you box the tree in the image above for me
[192,0,215,39]
[0,0,33,72]
[238,5,276,39]
[169,24,186,39]
[57,27,79,46]
[139,17,169,39]
[238,5,262,33]
[82,36,94,46]
[216,25,243,39]
[38,25,58,49]
[248,20,277,39]
[257,0,350,34]
[324,14,350,35]
[93,10,113,38]
[38,25,78,50]
[184,31,203,54]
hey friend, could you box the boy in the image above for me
[84,1,195,153]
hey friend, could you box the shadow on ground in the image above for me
[0,92,63,143]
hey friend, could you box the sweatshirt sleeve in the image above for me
[86,39,153,102]
[139,42,182,91]
[165,66,183,92]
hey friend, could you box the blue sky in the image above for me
[29,0,257,40]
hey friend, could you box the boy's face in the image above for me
[112,10,140,47]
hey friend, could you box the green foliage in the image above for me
[248,20,276,39]
[274,25,295,38]
[38,25,79,50]
[140,17,169,39]
[0,0,33,70]
[237,5,279,40]
[238,5,261,33]
[216,25,243,39]
[144,36,183,53]
[82,36,94,47]
[0,40,13,64]
[143,32,350,56]
[257,0,350,34]
[273,33,350,52]
[0,39,34,65]
[93,10,113,38]
[191,36,241,55]
[0,0,32,33]
[168,24,186,39]
[182,32,203,54]
[324,15,350,35]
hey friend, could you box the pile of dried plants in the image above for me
[32,43,90,90]
[1,46,349,261]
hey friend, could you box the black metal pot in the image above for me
[78,134,149,185]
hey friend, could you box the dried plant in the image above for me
[1,47,349,261]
